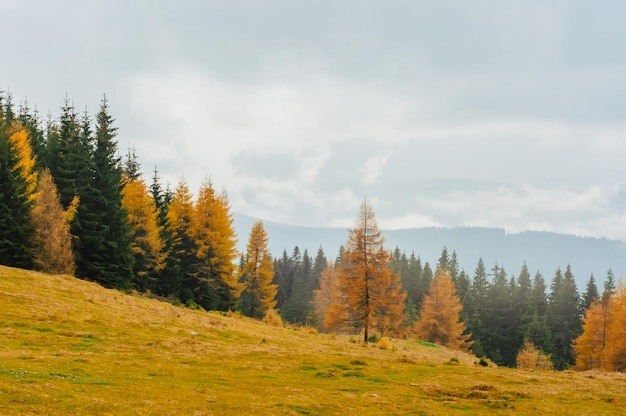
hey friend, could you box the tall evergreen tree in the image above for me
[74,96,133,288]
[548,265,582,370]
[582,274,599,311]
[0,101,34,268]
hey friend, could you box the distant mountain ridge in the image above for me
[233,213,626,289]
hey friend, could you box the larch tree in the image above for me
[30,168,76,275]
[574,300,610,370]
[325,199,406,342]
[121,175,164,291]
[314,263,336,331]
[413,268,472,352]
[238,221,277,319]
[189,180,239,311]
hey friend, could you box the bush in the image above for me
[375,337,394,351]
[516,340,554,370]
[262,309,283,327]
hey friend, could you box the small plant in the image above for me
[478,357,489,367]
[367,334,380,343]
[262,308,283,327]
[445,357,460,365]
[375,337,394,351]
[516,340,554,370]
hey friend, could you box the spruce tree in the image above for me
[548,265,582,370]
[582,274,599,311]
[0,102,34,268]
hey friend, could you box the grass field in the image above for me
[1,265,625,415]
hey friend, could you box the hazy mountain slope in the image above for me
[234,214,626,289]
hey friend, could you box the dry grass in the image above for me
[1,264,625,415]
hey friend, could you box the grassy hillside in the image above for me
[1,265,625,415]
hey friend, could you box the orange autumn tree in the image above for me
[574,280,626,371]
[239,221,277,319]
[30,168,77,275]
[121,175,164,291]
[313,263,337,332]
[413,268,473,352]
[190,180,239,310]
[325,199,407,342]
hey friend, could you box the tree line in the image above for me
[1,91,624,371]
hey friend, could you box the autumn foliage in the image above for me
[413,268,472,352]
[574,282,626,371]
[324,200,407,341]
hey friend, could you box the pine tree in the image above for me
[239,221,277,319]
[30,168,76,274]
[0,105,34,268]
[548,265,582,370]
[413,268,472,352]
[166,179,197,303]
[582,274,599,311]
[92,97,133,287]
[482,265,517,366]
[468,257,489,357]
[324,199,406,341]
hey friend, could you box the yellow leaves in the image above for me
[413,268,472,352]
[325,199,407,340]
[30,169,75,275]
[517,340,554,370]
[574,280,626,372]
[9,127,38,202]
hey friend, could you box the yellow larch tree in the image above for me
[413,268,473,352]
[575,279,626,372]
[30,168,76,275]
[9,127,38,202]
[325,199,407,342]
[190,180,239,310]
[313,263,336,331]
[239,221,277,319]
[603,280,626,371]
[121,176,164,290]
[574,300,611,370]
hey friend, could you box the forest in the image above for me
[1,90,625,373]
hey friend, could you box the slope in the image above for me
[1,265,625,415]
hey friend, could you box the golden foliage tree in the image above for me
[190,180,239,307]
[30,168,76,275]
[239,221,277,319]
[121,176,164,290]
[313,263,336,331]
[325,199,407,341]
[413,268,472,352]
[574,280,626,372]
[9,127,38,202]
[574,300,610,370]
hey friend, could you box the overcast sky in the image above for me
[3,1,626,240]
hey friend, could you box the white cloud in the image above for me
[358,153,390,184]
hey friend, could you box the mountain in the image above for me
[233,213,626,289]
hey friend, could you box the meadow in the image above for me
[1,265,624,415]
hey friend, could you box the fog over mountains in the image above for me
[233,213,626,290]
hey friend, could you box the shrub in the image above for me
[516,340,554,370]
[263,309,283,327]
[375,337,394,350]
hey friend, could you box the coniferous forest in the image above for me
[2,90,626,372]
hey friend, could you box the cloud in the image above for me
[358,153,390,184]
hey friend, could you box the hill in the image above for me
[234,213,626,289]
[1,265,625,415]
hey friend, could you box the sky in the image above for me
[3,0,626,240]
